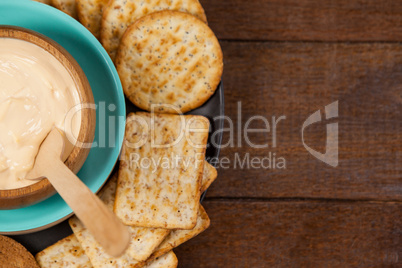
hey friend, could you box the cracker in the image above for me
[146,164,212,261]
[201,162,217,193]
[35,234,92,268]
[0,235,40,268]
[150,205,210,261]
[64,159,212,267]
[101,0,207,61]
[69,174,170,265]
[144,251,177,268]
[77,0,109,38]
[143,163,212,263]
[51,0,78,18]
[114,112,209,229]
[115,11,223,114]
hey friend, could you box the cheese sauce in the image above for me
[0,38,81,190]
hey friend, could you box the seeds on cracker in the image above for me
[116,11,223,114]
[77,0,109,38]
[51,0,78,18]
[114,112,209,229]
[101,0,207,61]
[150,205,210,261]
[35,234,92,267]
[36,233,178,268]
[69,174,170,265]
[37,159,214,267]
[143,251,178,268]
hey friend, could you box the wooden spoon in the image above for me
[26,129,130,257]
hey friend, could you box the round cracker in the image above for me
[0,235,40,268]
[77,0,109,39]
[101,0,207,61]
[116,11,223,114]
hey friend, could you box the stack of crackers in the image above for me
[33,0,223,267]
[35,0,223,114]
[36,113,218,267]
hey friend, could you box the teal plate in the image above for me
[0,0,126,234]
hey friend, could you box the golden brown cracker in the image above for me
[77,0,109,38]
[0,235,40,268]
[150,205,210,261]
[114,112,209,229]
[69,174,170,265]
[101,0,207,61]
[201,162,217,193]
[51,0,78,18]
[144,251,178,268]
[35,234,92,268]
[116,11,222,113]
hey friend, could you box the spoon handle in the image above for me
[43,159,130,257]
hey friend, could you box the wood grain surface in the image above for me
[175,200,402,267]
[2,1,400,267]
[180,0,401,267]
[205,41,401,200]
[200,0,402,41]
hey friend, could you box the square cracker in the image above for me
[150,205,210,261]
[150,161,217,259]
[68,160,214,266]
[144,251,177,268]
[145,164,213,261]
[69,174,170,265]
[115,112,209,229]
[147,165,214,260]
[35,234,93,268]
[201,162,217,193]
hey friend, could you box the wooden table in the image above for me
[175,1,402,267]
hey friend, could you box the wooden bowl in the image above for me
[0,26,96,209]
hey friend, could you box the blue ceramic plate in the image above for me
[0,0,126,233]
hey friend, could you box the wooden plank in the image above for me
[175,200,402,267]
[200,0,402,41]
[206,41,402,200]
